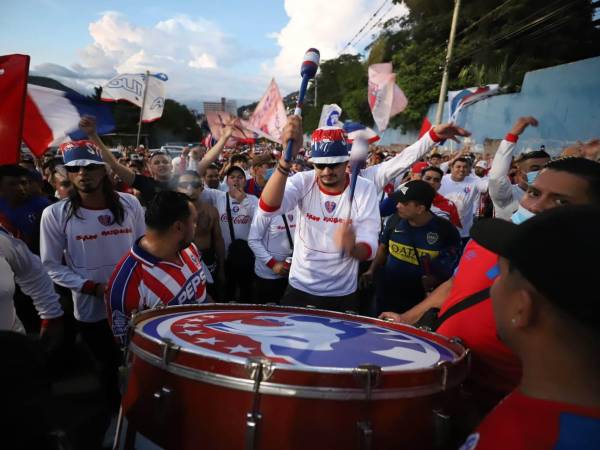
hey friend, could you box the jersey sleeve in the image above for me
[248,213,276,267]
[361,130,439,191]
[122,193,146,239]
[430,219,462,281]
[354,179,381,260]
[488,137,517,208]
[105,255,143,346]
[40,204,89,291]
[0,233,63,320]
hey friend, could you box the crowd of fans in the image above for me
[2,112,600,449]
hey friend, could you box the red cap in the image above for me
[411,161,429,174]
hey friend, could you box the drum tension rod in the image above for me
[160,338,180,367]
[353,364,382,450]
[244,358,273,450]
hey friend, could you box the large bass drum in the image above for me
[115,304,469,450]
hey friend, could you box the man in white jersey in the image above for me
[40,140,145,412]
[439,157,489,243]
[248,209,296,304]
[106,191,208,346]
[488,116,550,220]
[0,222,63,334]
[259,117,469,311]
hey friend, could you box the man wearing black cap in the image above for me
[363,180,461,314]
[460,205,600,450]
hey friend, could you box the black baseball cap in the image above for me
[470,205,600,329]
[391,180,436,209]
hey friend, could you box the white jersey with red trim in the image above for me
[359,129,439,193]
[106,239,208,344]
[0,226,63,332]
[489,136,525,220]
[248,210,297,280]
[259,172,380,297]
[40,193,146,322]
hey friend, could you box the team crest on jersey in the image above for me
[142,311,455,371]
[464,186,472,194]
[98,215,114,226]
[27,213,37,223]
[426,232,439,245]
[287,214,294,222]
[232,205,240,213]
[324,201,336,213]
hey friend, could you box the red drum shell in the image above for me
[117,304,469,450]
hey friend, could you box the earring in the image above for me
[511,318,517,326]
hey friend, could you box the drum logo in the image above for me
[147,311,454,371]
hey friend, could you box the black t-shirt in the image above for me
[132,175,173,205]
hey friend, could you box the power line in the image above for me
[456,0,517,38]
[353,2,397,48]
[338,0,390,55]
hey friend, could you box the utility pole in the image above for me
[435,0,461,125]
[136,70,150,148]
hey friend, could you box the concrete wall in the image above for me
[380,56,600,155]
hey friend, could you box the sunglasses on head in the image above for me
[65,164,104,173]
[178,181,203,189]
[313,162,343,170]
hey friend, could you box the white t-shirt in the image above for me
[439,174,489,237]
[40,193,146,322]
[258,171,380,297]
[0,227,63,332]
[201,188,258,256]
[248,211,296,280]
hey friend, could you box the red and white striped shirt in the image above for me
[106,238,208,343]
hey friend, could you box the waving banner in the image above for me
[101,72,168,122]
[246,78,287,144]
[368,63,408,131]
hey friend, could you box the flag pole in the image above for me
[435,0,461,125]
[136,70,150,148]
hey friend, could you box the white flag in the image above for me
[318,104,343,128]
[101,73,168,122]
[368,63,407,131]
[245,79,287,143]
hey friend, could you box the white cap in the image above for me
[475,160,489,169]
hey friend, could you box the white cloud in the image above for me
[31,11,268,104]
[264,0,407,92]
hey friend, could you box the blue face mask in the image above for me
[511,204,535,224]
[526,170,539,185]
[264,167,275,181]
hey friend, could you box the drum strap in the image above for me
[281,214,294,250]
[226,193,236,241]
[434,287,491,329]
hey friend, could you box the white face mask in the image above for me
[511,204,535,224]
[526,170,539,185]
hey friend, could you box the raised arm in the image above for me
[197,119,235,176]
[79,115,136,185]
[489,116,538,208]
[259,116,303,212]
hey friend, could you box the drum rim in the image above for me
[131,303,467,374]
[129,340,466,400]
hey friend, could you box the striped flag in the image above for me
[23,84,114,157]
[0,54,30,164]
[448,84,500,124]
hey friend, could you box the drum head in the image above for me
[135,306,458,373]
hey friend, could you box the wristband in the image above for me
[277,163,291,176]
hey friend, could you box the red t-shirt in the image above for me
[461,390,600,450]
[436,240,521,394]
